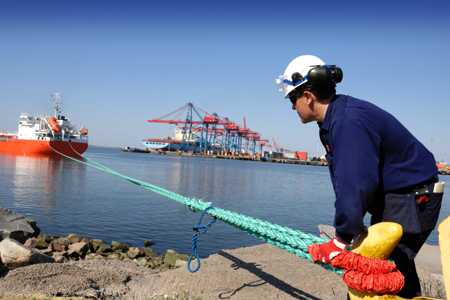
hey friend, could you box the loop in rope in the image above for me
[188,206,217,272]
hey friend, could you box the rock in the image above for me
[42,234,55,243]
[90,239,104,252]
[135,257,147,267]
[35,235,49,249]
[52,252,66,263]
[80,237,91,244]
[68,242,89,257]
[147,256,163,269]
[175,259,187,268]
[143,247,156,257]
[143,239,154,247]
[0,260,7,276]
[37,247,53,256]
[67,249,80,260]
[96,243,112,255]
[0,208,40,243]
[51,237,70,252]
[163,249,178,268]
[107,253,121,260]
[119,252,130,261]
[0,238,53,269]
[67,233,82,244]
[24,237,37,249]
[127,247,144,259]
[111,240,129,251]
[85,253,103,260]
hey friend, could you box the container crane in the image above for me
[146,102,268,155]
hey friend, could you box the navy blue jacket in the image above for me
[318,95,437,242]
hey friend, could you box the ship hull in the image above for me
[0,139,88,157]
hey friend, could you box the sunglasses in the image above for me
[288,89,304,109]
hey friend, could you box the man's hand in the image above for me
[307,237,348,264]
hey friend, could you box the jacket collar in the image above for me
[318,94,339,131]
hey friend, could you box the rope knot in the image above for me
[187,206,216,273]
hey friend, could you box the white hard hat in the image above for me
[276,55,326,98]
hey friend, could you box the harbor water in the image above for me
[0,146,449,257]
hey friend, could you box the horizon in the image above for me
[1,1,449,161]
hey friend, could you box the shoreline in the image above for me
[0,242,445,299]
[1,208,446,299]
[121,148,329,166]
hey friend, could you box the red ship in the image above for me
[0,93,88,157]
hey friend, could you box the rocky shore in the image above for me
[0,208,446,299]
[0,208,191,299]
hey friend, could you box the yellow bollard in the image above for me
[347,222,440,300]
[352,222,403,259]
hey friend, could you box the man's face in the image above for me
[290,90,315,123]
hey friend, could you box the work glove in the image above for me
[307,237,348,264]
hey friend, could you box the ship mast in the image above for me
[51,92,62,117]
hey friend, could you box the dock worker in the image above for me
[276,54,443,298]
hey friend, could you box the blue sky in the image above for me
[1,1,449,160]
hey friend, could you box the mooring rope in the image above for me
[51,143,341,274]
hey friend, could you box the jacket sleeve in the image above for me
[330,117,381,243]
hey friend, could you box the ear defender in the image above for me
[308,65,343,86]
[329,66,343,83]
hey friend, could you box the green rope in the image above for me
[55,146,341,274]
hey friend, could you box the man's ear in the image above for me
[303,90,315,105]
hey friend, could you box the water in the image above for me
[0,146,449,257]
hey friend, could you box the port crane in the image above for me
[146,102,268,155]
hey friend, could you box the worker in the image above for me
[276,54,443,298]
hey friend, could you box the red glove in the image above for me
[308,237,348,264]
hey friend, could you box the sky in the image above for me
[1,0,450,160]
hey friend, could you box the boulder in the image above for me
[143,247,156,258]
[35,235,49,249]
[96,243,112,254]
[175,259,187,268]
[68,242,89,257]
[147,256,163,269]
[135,257,147,267]
[143,239,154,247]
[107,253,122,260]
[51,237,70,252]
[85,253,103,260]
[0,238,53,269]
[52,252,66,263]
[24,237,37,249]
[67,249,80,260]
[0,208,40,243]
[67,233,82,244]
[163,249,178,268]
[111,240,129,251]
[127,247,144,259]
[37,247,53,256]
[0,259,7,276]
[119,252,131,261]
[90,239,105,252]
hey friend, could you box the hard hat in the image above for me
[276,55,326,98]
